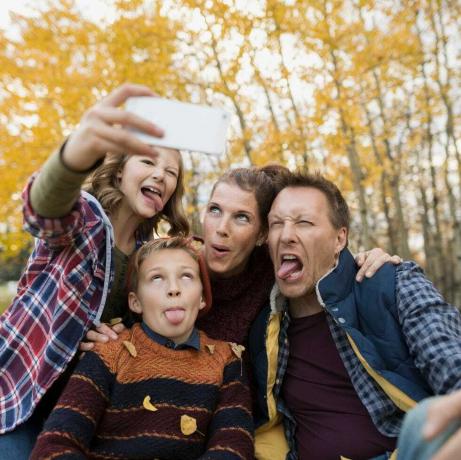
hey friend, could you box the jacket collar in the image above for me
[317,248,356,306]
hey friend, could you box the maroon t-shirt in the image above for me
[282,311,396,460]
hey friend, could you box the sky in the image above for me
[0,1,111,33]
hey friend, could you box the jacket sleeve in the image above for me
[30,351,113,460]
[198,356,255,460]
[396,261,461,394]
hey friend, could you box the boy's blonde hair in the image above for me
[128,237,212,316]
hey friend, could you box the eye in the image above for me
[297,220,313,226]
[141,158,154,166]
[150,274,162,282]
[207,205,221,215]
[166,169,178,178]
[181,272,194,280]
[269,220,282,228]
[235,213,250,223]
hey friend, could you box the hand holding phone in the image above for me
[125,97,230,156]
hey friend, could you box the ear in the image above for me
[335,227,348,255]
[256,231,267,247]
[198,296,206,311]
[128,292,143,314]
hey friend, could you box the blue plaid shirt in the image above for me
[272,261,461,459]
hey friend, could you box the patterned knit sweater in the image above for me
[31,324,254,460]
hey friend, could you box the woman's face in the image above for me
[118,147,180,220]
[203,181,264,278]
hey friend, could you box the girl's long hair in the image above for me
[84,153,189,240]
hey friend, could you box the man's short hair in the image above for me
[275,172,350,232]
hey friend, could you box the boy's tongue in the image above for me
[165,308,185,325]
[277,259,302,280]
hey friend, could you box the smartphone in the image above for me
[125,97,230,156]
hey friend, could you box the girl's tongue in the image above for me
[164,308,185,325]
[142,188,164,212]
[151,194,163,212]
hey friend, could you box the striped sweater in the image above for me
[31,324,254,459]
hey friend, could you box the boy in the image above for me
[31,237,254,459]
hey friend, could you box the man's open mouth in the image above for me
[277,254,303,280]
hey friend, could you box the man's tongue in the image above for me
[164,308,185,325]
[277,259,302,280]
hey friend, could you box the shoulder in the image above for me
[395,260,447,307]
[199,331,241,363]
[93,327,134,372]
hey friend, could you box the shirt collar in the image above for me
[141,322,200,351]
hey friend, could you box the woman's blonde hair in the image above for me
[84,153,189,239]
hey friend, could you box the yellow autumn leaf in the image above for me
[229,342,245,359]
[180,414,197,435]
[123,341,137,358]
[143,396,158,412]
[109,317,123,326]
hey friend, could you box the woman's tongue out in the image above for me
[164,308,185,325]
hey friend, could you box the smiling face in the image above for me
[128,248,206,344]
[268,186,347,306]
[202,182,265,278]
[118,146,180,221]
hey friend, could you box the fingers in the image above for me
[355,248,391,282]
[389,254,403,265]
[91,106,164,138]
[79,341,94,351]
[111,322,126,334]
[355,251,367,268]
[94,323,119,340]
[79,322,123,352]
[424,392,461,440]
[431,428,461,460]
[100,83,155,108]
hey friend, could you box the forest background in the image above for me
[0,0,460,310]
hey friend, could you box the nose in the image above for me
[152,166,164,181]
[280,221,296,244]
[167,280,181,298]
[216,216,230,237]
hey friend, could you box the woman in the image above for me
[0,84,189,458]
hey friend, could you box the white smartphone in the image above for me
[125,97,230,156]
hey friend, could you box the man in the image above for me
[249,172,461,460]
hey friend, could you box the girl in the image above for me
[0,84,188,458]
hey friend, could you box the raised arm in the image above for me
[199,357,254,460]
[30,351,114,460]
[396,261,461,394]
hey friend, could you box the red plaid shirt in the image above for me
[0,176,114,433]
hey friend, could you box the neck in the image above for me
[288,291,323,318]
[110,205,143,255]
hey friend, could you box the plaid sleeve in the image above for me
[396,261,461,394]
[199,357,254,460]
[30,351,113,459]
[22,174,94,250]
